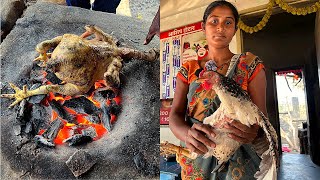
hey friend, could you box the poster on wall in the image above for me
[160,99,172,125]
[159,21,208,125]
[160,21,208,100]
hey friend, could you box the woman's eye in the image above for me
[212,19,218,24]
[225,21,232,25]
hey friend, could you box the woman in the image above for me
[169,1,269,179]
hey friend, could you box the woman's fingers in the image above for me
[227,133,248,143]
[193,123,216,138]
[185,123,216,154]
[186,132,208,154]
[229,120,259,135]
[192,123,216,148]
[225,121,259,143]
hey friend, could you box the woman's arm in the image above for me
[169,78,216,154]
[168,78,190,142]
[247,69,267,116]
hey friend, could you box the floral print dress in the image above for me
[176,52,267,180]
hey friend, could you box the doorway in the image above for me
[242,7,320,179]
[275,68,308,154]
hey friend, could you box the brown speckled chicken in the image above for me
[1,25,159,108]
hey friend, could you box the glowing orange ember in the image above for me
[64,107,92,125]
[42,71,48,76]
[39,129,45,135]
[110,114,116,123]
[113,96,121,105]
[94,80,107,89]
[52,110,58,121]
[39,77,120,145]
[54,121,72,145]
[91,124,107,140]
[87,92,101,108]
[48,92,71,104]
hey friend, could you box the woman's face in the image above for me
[202,6,237,49]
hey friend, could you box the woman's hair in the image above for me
[202,0,239,29]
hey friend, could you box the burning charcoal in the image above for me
[29,65,46,83]
[45,70,62,84]
[63,134,92,146]
[81,126,97,139]
[85,115,100,124]
[30,104,51,134]
[34,119,63,147]
[64,96,100,114]
[65,149,96,177]
[16,99,27,123]
[49,100,76,124]
[34,135,55,147]
[97,89,116,99]
[101,103,111,132]
[42,118,63,142]
[64,97,101,123]
[28,84,46,104]
[108,100,121,115]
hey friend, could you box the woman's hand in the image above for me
[185,123,216,154]
[224,120,260,144]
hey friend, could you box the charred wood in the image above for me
[29,104,51,134]
[45,70,62,85]
[29,64,46,83]
[108,99,121,115]
[101,102,111,132]
[63,134,92,146]
[34,118,63,147]
[13,99,28,135]
[81,126,97,139]
[49,100,76,123]
[16,99,27,123]
[64,96,101,123]
[42,118,63,141]
[34,135,55,147]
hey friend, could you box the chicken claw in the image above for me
[1,83,30,108]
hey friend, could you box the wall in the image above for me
[243,12,320,165]
[160,0,313,32]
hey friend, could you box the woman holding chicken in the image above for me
[169,1,271,179]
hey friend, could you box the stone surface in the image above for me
[0,0,26,41]
[1,2,159,179]
[129,0,159,23]
[66,150,97,177]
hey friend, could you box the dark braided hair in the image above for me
[202,0,239,29]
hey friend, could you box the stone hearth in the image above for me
[0,2,159,179]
